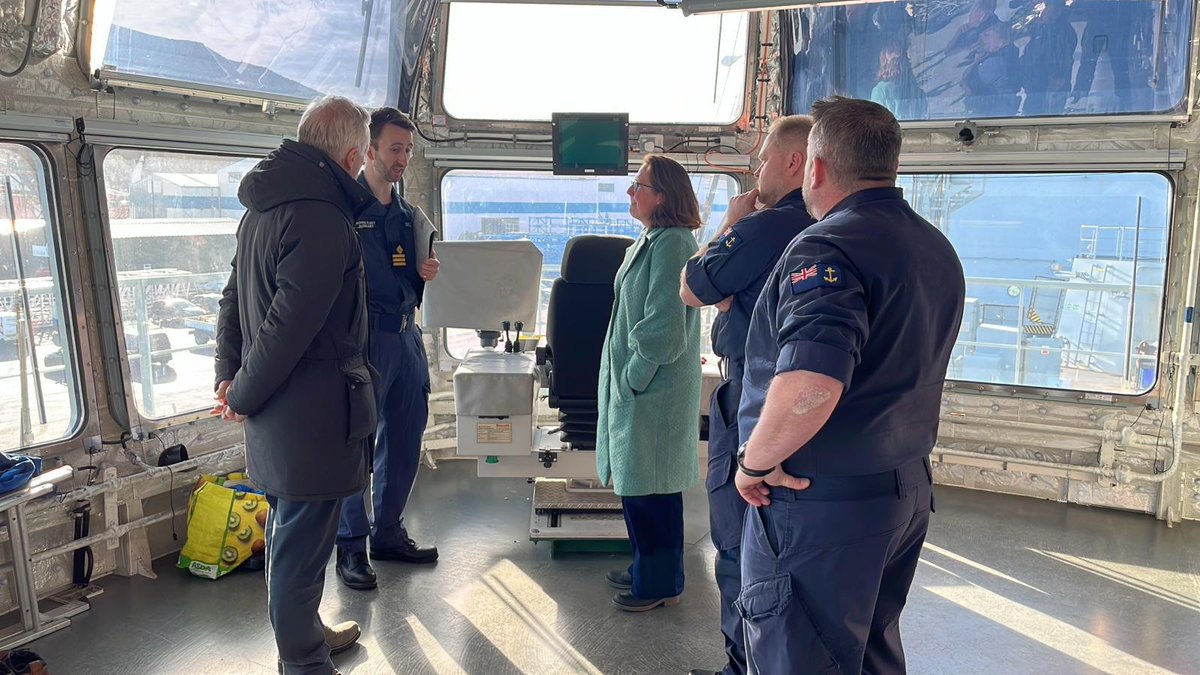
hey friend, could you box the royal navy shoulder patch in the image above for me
[790,261,843,294]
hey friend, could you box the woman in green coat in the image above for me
[596,155,702,612]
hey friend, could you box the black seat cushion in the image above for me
[545,235,635,447]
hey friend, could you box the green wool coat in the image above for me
[596,226,702,497]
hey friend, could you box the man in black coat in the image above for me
[213,95,376,675]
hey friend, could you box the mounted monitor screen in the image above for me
[552,114,629,176]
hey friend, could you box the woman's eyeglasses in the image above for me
[629,180,658,193]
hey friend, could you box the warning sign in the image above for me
[476,422,513,444]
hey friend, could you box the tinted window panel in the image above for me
[785,0,1193,120]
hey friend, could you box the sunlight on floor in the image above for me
[922,568,1170,674]
[445,559,603,674]
[1029,548,1200,614]
[924,543,1048,594]
[405,614,468,675]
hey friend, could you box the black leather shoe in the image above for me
[687,670,721,675]
[605,569,632,590]
[371,537,438,564]
[335,548,377,590]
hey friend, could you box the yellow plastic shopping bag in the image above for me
[177,475,268,579]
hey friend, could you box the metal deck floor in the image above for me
[28,460,1200,674]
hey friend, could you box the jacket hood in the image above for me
[238,139,374,219]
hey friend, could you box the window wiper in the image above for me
[356,0,375,88]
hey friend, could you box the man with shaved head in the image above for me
[680,115,817,675]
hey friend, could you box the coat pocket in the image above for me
[614,367,636,404]
[342,360,377,444]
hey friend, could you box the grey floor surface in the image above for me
[28,460,1200,674]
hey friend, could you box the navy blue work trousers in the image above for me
[265,495,340,675]
[707,377,748,675]
[737,456,934,675]
[621,492,685,599]
[338,325,430,552]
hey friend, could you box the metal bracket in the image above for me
[537,450,558,469]
[100,467,120,551]
[1098,437,1117,469]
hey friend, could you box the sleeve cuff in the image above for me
[625,351,659,392]
[215,362,238,390]
[223,379,253,416]
[684,258,727,305]
[776,341,855,389]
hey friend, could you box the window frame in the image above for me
[778,1,1200,127]
[430,2,761,132]
[898,166,1176,405]
[82,0,406,111]
[0,137,90,454]
[431,159,1175,407]
[432,164,746,363]
[92,130,275,429]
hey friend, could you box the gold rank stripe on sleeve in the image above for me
[392,244,407,268]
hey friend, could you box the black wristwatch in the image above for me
[736,442,773,478]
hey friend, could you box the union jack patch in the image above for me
[790,262,842,294]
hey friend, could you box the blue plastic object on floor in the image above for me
[0,453,41,496]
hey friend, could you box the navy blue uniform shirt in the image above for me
[739,187,965,476]
[684,189,815,366]
[354,176,424,316]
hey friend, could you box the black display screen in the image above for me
[552,113,629,176]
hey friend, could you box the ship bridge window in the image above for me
[88,0,405,107]
[439,169,739,358]
[0,144,82,453]
[102,149,250,419]
[441,4,749,124]
[908,171,1170,395]
[784,0,1194,121]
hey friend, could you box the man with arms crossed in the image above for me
[679,115,816,675]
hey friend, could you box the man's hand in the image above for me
[210,380,246,422]
[735,466,811,507]
[419,252,440,282]
[221,407,247,423]
[725,188,762,229]
[210,380,232,417]
[715,296,733,313]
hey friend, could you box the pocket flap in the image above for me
[343,363,372,385]
[734,573,792,622]
[342,362,377,444]
[705,451,733,493]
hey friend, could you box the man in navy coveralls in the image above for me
[733,97,965,674]
[335,107,441,590]
[680,115,816,675]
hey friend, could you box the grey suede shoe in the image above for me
[323,620,361,654]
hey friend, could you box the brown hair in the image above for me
[368,106,416,145]
[809,96,901,186]
[877,49,902,81]
[643,155,702,230]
